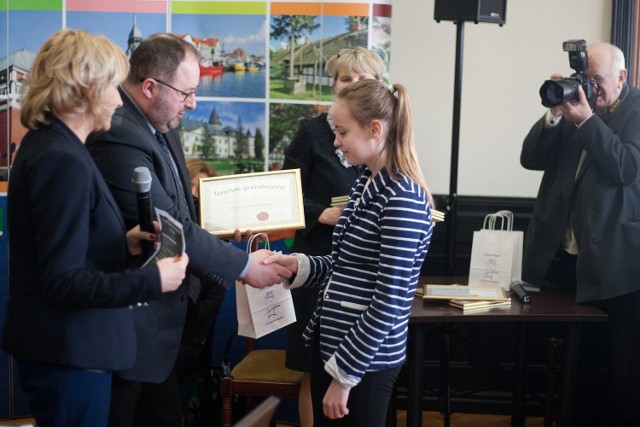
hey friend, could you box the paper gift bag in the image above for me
[236,233,296,338]
[468,210,523,290]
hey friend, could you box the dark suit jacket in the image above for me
[521,84,640,303]
[1,117,161,371]
[87,87,248,382]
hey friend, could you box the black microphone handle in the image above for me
[137,193,155,258]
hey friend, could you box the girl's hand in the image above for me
[323,379,350,419]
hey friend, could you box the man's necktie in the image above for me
[155,131,191,219]
[155,131,200,301]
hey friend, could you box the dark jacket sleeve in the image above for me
[87,103,248,289]
[520,114,563,171]
[283,118,326,227]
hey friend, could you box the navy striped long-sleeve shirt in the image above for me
[290,167,433,388]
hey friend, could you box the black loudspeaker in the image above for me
[434,0,507,25]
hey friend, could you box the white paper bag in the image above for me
[236,233,296,338]
[468,210,523,291]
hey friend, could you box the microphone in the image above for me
[132,166,154,258]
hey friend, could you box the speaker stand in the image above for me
[445,20,465,276]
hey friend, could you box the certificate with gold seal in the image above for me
[199,169,305,236]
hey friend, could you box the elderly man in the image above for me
[88,34,289,427]
[521,41,640,426]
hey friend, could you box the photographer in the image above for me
[521,41,640,426]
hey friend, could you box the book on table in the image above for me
[447,299,512,312]
[331,195,349,207]
[415,284,512,312]
[421,284,510,301]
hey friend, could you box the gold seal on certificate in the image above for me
[198,169,305,236]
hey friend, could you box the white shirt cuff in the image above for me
[324,354,360,391]
[544,110,563,127]
[282,253,310,289]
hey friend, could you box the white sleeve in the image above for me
[282,253,310,289]
[544,109,563,127]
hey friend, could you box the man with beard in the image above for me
[87,33,289,427]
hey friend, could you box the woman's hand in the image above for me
[125,224,158,256]
[156,253,189,293]
[318,207,343,226]
[262,253,299,275]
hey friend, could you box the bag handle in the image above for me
[482,210,514,231]
[245,233,270,253]
[496,210,513,230]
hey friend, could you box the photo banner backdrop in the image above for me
[0,0,392,420]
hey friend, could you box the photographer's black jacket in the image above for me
[521,83,640,302]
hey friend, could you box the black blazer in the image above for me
[2,117,161,371]
[87,87,248,382]
[283,113,360,256]
[521,84,640,303]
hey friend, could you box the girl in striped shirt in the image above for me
[266,79,434,426]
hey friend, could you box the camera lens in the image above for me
[539,79,579,108]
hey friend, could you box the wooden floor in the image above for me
[395,410,545,426]
[0,419,34,426]
[274,411,546,427]
[2,412,546,427]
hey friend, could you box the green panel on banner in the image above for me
[172,1,266,15]
[9,0,62,11]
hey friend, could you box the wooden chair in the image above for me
[0,421,35,427]
[233,396,280,427]
[220,339,303,427]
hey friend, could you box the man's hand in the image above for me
[559,85,594,124]
[230,229,266,244]
[243,249,293,288]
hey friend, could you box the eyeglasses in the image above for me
[143,77,198,102]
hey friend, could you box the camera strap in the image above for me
[607,83,629,115]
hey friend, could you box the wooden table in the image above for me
[406,278,608,427]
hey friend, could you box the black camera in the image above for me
[539,39,595,108]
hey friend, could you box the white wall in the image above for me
[389,0,611,197]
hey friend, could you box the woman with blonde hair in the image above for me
[283,47,385,427]
[1,29,188,427]
[268,79,433,426]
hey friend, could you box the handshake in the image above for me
[241,249,300,289]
